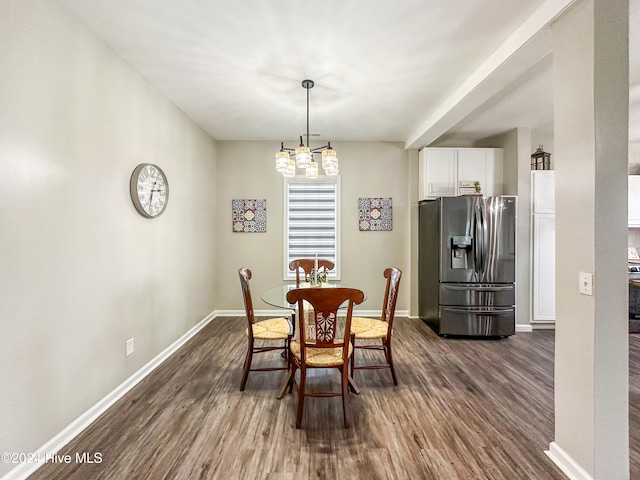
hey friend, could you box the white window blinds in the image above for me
[284,177,340,279]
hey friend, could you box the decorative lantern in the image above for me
[531,145,551,170]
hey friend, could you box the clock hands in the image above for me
[146,179,164,215]
[149,181,156,197]
[148,181,157,214]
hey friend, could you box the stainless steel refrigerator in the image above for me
[419,196,517,337]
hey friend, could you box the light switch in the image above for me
[125,338,134,357]
[578,272,594,296]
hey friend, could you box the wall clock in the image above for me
[130,163,169,218]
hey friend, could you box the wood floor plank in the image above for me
[28,316,640,479]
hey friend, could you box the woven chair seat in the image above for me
[351,317,389,339]
[290,341,353,367]
[246,317,291,340]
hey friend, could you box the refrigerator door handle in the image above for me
[474,200,484,274]
[442,285,513,291]
[473,202,480,272]
[443,307,513,314]
[480,198,488,275]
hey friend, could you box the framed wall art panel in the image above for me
[232,199,266,233]
[358,197,392,231]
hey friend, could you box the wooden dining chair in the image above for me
[350,267,402,385]
[238,268,292,391]
[286,287,365,429]
[288,258,335,286]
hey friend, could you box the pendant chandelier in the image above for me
[275,79,339,178]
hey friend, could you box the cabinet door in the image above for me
[457,149,486,195]
[532,213,556,322]
[532,171,555,213]
[629,176,640,226]
[419,148,457,198]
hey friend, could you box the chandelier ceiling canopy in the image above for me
[275,80,339,178]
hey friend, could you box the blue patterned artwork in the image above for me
[359,197,392,231]
[232,199,267,233]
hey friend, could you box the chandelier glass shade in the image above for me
[275,147,290,173]
[324,162,339,176]
[295,144,311,169]
[275,79,339,178]
[322,147,338,170]
[306,161,318,178]
[284,157,296,177]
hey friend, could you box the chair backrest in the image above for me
[238,267,256,328]
[286,287,364,356]
[381,267,402,328]
[288,258,335,285]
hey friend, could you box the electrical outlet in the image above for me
[125,338,134,357]
[578,272,594,296]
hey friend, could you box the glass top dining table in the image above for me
[261,283,366,309]
[262,282,367,398]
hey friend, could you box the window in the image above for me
[284,176,340,280]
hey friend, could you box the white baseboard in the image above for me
[545,442,593,480]
[2,311,217,480]
[532,322,556,330]
[516,324,533,333]
[215,309,247,317]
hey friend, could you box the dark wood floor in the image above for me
[28,316,640,480]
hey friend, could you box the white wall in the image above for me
[551,0,629,476]
[0,1,217,475]
[214,141,411,315]
[408,148,420,317]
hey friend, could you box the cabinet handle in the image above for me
[428,183,432,194]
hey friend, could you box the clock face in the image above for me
[130,163,169,218]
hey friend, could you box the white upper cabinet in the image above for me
[457,148,503,196]
[532,171,555,213]
[419,148,457,198]
[630,176,640,227]
[418,148,503,199]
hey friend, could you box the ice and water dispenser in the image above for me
[451,235,472,269]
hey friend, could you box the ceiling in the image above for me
[52,0,639,148]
